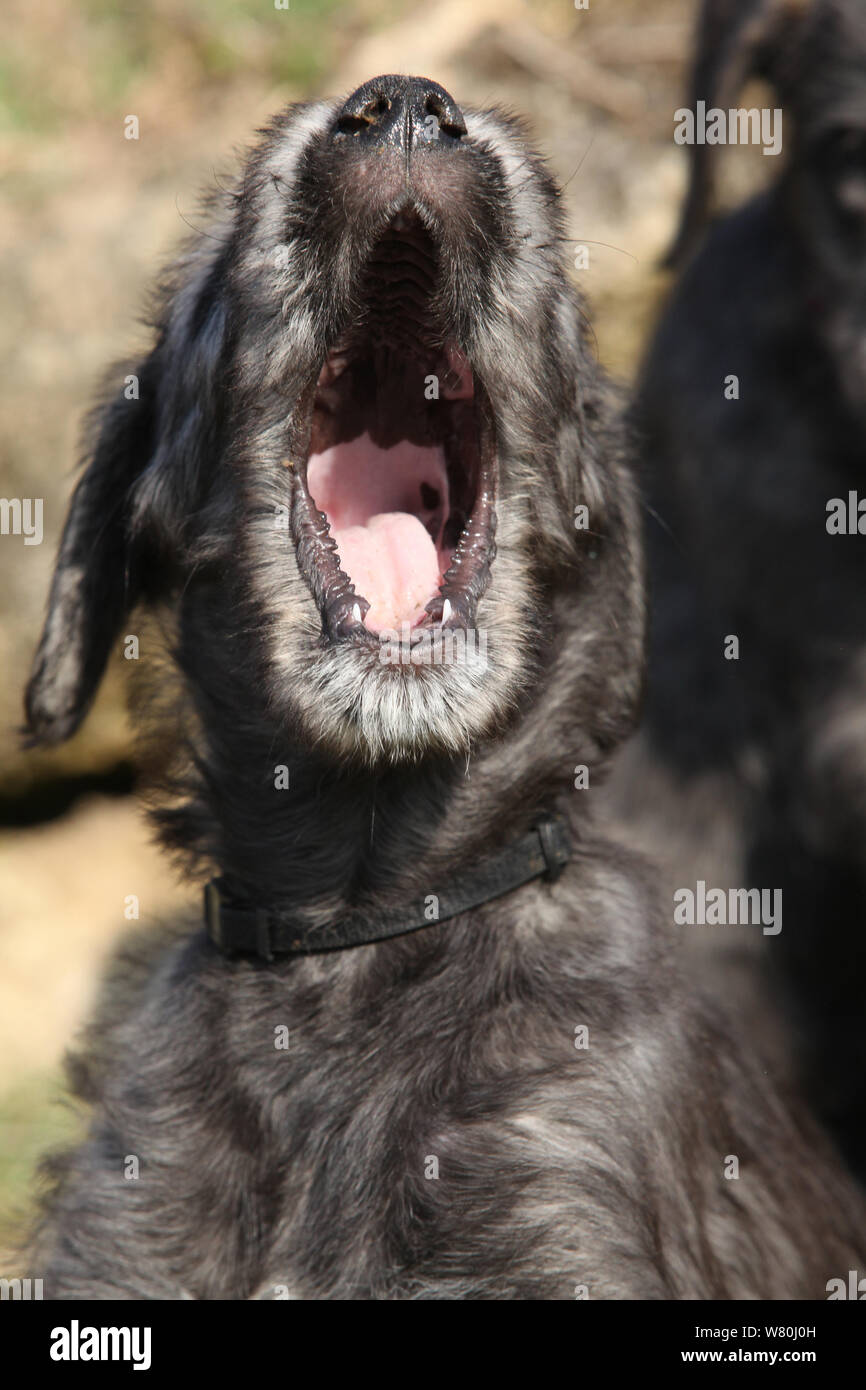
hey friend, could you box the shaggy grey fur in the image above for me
[24,76,866,1299]
[611,0,866,1179]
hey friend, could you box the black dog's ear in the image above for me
[664,0,811,269]
[25,236,231,745]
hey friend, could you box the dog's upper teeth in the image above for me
[352,603,362,624]
[441,598,452,623]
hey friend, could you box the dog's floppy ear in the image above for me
[25,234,231,745]
[664,0,813,268]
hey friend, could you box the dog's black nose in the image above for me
[333,74,466,152]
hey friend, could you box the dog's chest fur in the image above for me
[41,847,863,1302]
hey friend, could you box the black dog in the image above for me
[25,75,866,1298]
[616,0,866,1178]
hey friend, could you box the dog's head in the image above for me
[667,0,866,274]
[26,76,640,773]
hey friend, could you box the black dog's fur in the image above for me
[24,78,866,1298]
[613,0,866,1178]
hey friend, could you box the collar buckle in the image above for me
[537,816,570,882]
[204,880,274,961]
[204,880,224,947]
[255,908,275,963]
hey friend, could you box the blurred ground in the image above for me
[0,0,767,1265]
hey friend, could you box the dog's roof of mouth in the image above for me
[306,342,475,636]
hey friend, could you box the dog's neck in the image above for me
[186,725,561,934]
[159,648,573,932]
[153,577,637,932]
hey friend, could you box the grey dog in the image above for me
[24,74,866,1299]
[620,0,866,1181]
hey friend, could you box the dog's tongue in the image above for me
[307,433,448,632]
[334,514,440,632]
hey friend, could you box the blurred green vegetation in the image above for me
[0,0,408,133]
[0,1071,86,1262]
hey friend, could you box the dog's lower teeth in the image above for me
[352,603,362,624]
[441,598,452,624]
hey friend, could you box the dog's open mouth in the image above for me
[290,212,497,646]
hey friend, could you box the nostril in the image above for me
[364,94,391,122]
[423,92,466,140]
[336,115,366,135]
[336,92,391,135]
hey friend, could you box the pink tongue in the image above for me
[307,432,449,633]
[336,514,440,632]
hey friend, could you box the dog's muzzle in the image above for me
[288,75,498,656]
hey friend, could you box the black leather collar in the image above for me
[204,815,571,960]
